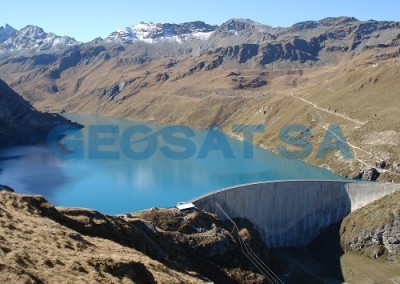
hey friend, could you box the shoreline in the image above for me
[61,111,397,183]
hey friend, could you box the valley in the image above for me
[1,17,399,181]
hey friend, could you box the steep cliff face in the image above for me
[0,79,81,145]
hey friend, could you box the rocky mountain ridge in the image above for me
[1,17,399,54]
[105,21,217,44]
[0,25,79,53]
[1,17,399,77]
[0,24,16,45]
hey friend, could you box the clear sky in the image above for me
[2,0,400,42]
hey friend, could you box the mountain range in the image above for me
[105,21,217,44]
[1,17,399,53]
[0,17,400,181]
[0,25,79,53]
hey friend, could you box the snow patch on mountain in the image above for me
[106,21,217,44]
[0,25,80,53]
[0,24,16,44]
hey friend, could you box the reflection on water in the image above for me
[0,114,344,214]
[0,146,69,197]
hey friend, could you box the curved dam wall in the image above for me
[191,180,400,248]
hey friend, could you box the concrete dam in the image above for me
[191,180,400,248]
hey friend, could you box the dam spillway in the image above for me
[191,180,400,248]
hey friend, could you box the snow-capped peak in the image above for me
[0,25,80,53]
[106,21,217,44]
[0,24,17,44]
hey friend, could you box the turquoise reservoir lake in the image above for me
[0,114,344,214]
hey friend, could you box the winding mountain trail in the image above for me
[288,89,400,177]
[289,90,367,125]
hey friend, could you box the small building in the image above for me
[176,202,196,213]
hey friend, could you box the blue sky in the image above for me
[2,0,400,42]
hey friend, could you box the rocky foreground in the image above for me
[1,185,400,283]
[0,187,270,283]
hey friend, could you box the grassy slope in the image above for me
[0,190,272,283]
[0,191,205,283]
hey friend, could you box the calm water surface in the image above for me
[0,114,344,214]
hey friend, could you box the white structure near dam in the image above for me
[191,180,400,248]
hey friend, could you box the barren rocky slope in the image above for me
[0,188,272,283]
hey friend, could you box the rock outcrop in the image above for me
[353,167,380,181]
[340,191,400,264]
